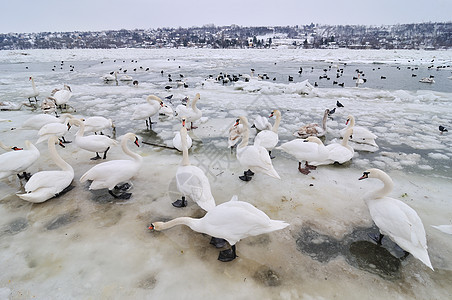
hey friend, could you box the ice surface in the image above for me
[0,48,452,299]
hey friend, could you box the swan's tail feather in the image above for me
[270,220,290,231]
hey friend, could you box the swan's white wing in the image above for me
[80,160,139,190]
[24,170,73,193]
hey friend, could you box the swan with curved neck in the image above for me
[254,110,281,159]
[172,126,215,211]
[36,114,73,144]
[340,115,377,147]
[149,195,289,262]
[236,116,280,181]
[293,109,329,138]
[310,128,354,166]
[277,136,329,175]
[359,168,433,270]
[17,136,73,203]
[27,76,39,104]
[176,93,202,129]
[80,132,142,199]
[228,122,245,148]
[172,118,192,152]
[0,140,40,181]
[70,118,118,160]
[132,95,163,130]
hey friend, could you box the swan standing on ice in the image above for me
[0,140,40,181]
[51,85,72,110]
[277,136,329,175]
[17,136,73,203]
[80,133,143,199]
[172,126,215,211]
[172,118,192,151]
[228,122,245,149]
[359,169,434,270]
[310,128,354,166]
[36,116,73,144]
[82,116,115,135]
[293,109,329,138]
[340,115,377,148]
[254,110,281,159]
[175,93,202,129]
[132,95,164,130]
[27,76,39,104]
[70,118,118,160]
[235,116,280,181]
[149,195,289,262]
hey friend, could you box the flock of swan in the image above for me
[0,72,449,268]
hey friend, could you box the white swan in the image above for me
[80,132,143,199]
[0,140,40,180]
[51,85,72,108]
[235,116,280,181]
[131,95,163,130]
[277,136,329,174]
[340,115,377,147]
[21,113,73,131]
[149,195,289,262]
[70,118,118,160]
[252,115,272,131]
[310,128,354,166]
[172,118,192,151]
[103,71,118,83]
[176,93,202,129]
[359,168,433,270]
[254,110,281,158]
[36,116,72,144]
[293,109,329,138]
[228,122,244,148]
[82,116,115,134]
[431,225,452,235]
[27,76,39,103]
[17,136,73,203]
[119,74,133,81]
[159,103,174,118]
[172,126,215,211]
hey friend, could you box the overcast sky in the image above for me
[1,0,451,33]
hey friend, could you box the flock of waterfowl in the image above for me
[0,62,449,268]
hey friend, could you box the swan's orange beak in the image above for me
[346,119,350,125]
[160,102,164,107]
[134,137,140,147]
[12,146,23,151]
[234,119,239,126]
[148,224,155,230]
[269,112,274,118]
[182,119,186,127]
[359,172,369,180]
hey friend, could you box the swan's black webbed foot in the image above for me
[244,169,254,176]
[172,196,187,208]
[368,233,384,245]
[298,163,310,175]
[91,153,101,160]
[401,250,410,260]
[305,162,317,170]
[54,185,75,197]
[269,151,275,159]
[61,137,71,143]
[23,172,32,181]
[239,174,252,181]
[210,237,227,248]
[115,183,131,191]
[109,190,132,199]
[218,245,237,262]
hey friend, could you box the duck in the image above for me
[254,110,281,159]
[21,113,73,131]
[172,126,215,211]
[16,136,73,203]
[131,95,164,130]
[149,195,289,262]
[36,116,72,144]
[172,118,192,151]
[251,115,272,131]
[340,115,377,147]
[293,109,329,138]
[310,128,354,166]
[175,93,202,129]
[228,122,245,149]
[70,118,118,160]
[277,136,329,175]
[82,116,115,135]
[26,76,39,104]
[235,116,280,181]
[358,168,433,270]
[51,85,72,109]
[80,133,143,199]
[0,140,40,181]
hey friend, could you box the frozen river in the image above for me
[0,48,452,299]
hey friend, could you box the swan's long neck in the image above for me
[76,121,85,137]
[346,116,355,129]
[322,110,329,131]
[272,112,281,133]
[191,94,200,113]
[48,138,72,172]
[122,136,142,162]
[25,140,39,153]
[180,129,190,166]
[369,170,394,199]
[238,122,249,149]
[156,217,200,231]
[31,78,37,92]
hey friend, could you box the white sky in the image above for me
[1,0,451,33]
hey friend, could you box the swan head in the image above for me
[148,222,163,231]
[237,116,249,127]
[269,109,281,118]
[305,136,323,145]
[359,168,387,181]
[181,117,187,128]
[147,95,164,106]
[345,115,354,125]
